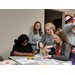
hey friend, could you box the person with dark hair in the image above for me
[10,34,37,56]
[62,15,75,48]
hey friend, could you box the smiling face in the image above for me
[35,23,41,31]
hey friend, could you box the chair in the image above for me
[0,55,4,61]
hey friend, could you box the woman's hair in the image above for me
[45,22,56,33]
[33,21,42,36]
[54,28,72,52]
[14,34,29,46]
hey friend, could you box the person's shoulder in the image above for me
[30,31,34,35]
[27,43,31,46]
[63,42,70,47]
[13,44,20,48]
[62,24,67,28]
[31,31,33,33]
[27,43,32,48]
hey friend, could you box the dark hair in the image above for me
[65,20,71,24]
[14,34,29,46]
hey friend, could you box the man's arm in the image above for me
[62,22,75,33]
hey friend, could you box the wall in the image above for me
[0,9,44,60]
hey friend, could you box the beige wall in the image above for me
[0,9,44,60]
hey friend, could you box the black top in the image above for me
[11,43,33,55]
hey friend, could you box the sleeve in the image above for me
[28,43,34,52]
[52,40,56,49]
[62,22,75,33]
[28,31,36,45]
[51,43,70,61]
[39,34,46,46]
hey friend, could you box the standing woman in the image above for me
[29,21,43,52]
[39,22,56,55]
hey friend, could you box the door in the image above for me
[53,18,62,29]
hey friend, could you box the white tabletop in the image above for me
[8,54,71,65]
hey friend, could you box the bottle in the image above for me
[42,49,44,55]
[37,49,40,54]
[71,48,75,65]
[37,41,40,54]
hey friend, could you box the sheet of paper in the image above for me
[36,59,59,65]
[36,61,50,65]
[0,61,9,65]
[41,57,54,60]
[63,63,71,65]
[46,49,51,52]
[15,58,36,65]
[34,55,41,58]
[41,57,51,60]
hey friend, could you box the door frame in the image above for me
[44,9,65,26]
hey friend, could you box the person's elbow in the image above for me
[12,51,18,56]
[62,56,69,61]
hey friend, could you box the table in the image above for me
[8,54,71,65]
[0,60,17,65]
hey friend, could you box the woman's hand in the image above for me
[39,42,44,48]
[44,45,53,50]
[28,53,34,56]
[44,46,50,50]
[44,55,52,59]
[33,51,37,55]
[44,50,49,54]
[50,29,54,34]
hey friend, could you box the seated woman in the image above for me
[10,34,37,56]
[44,28,72,61]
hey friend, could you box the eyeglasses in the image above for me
[46,28,53,31]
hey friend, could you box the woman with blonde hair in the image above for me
[39,22,56,55]
[29,21,43,52]
[44,28,72,61]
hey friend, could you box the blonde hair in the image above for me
[45,22,56,33]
